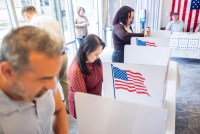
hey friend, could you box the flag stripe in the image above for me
[187,9,193,31]
[146,42,157,47]
[136,91,150,96]
[174,0,179,14]
[193,10,200,31]
[172,0,176,14]
[115,79,133,84]
[128,79,144,85]
[184,0,191,30]
[115,79,146,89]
[182,0,188,22]
[127,74,145,81]
[127,70,142,75]
[115,84,149,95]
[115,83,147,91]
[170,0,176,21]
[127,72,145,80]
[179,0,184,21]
[178,0,182,16]
[115,87,136,92]
[115,84,135,89]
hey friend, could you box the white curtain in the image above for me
[135,0,163,32]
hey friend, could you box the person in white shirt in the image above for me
[21,5,69,111]
[165,12,185,32]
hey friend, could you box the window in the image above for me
[13,0,33,26]
[72,0,99,35]
[0,0,12,43]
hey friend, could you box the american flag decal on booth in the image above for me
[136,38,157,47]
[111,65,151,97]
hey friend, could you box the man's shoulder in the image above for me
[175,20,183,23]
[0,90,19,116]
[168,21,174,24]
[32,14,57,23]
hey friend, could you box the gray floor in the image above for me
[171,58,200,134]
[68,48,200,134]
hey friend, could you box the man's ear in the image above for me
[0,61,14,80]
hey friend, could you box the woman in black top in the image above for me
[112,6,146,63]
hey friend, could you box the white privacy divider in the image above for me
[150,30,171,39]
[164,61,178,134]
[124,45,171,67]
[124,46,171,102]
[75,92,168,134]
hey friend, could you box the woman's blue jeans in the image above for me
[112,49,124,63]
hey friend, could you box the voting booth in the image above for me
[75,92,168,134]
[103,62,167,108]
[102,44,172,107]
[74,62,178,134]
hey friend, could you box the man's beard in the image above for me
[8,81,48,100]
[8,77,58,100]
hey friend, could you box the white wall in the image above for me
[161,0,172,28]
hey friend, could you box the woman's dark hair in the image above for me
[75,34,105,75]
[77,7,85,16]
[112,6,134,26]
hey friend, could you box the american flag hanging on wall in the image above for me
[171,0,200,32]
[112,66,150,96]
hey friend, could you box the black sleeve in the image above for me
[113,24,144,41]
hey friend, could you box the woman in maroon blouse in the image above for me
[68,34,105,118]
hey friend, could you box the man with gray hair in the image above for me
[0,26,68,134]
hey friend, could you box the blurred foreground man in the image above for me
[0,26,68,134]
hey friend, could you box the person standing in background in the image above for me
[112,6,147,63]
[165,12,185,32]
[68,34,105,118]
[21,5,69,111]
[75,7,90,45]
